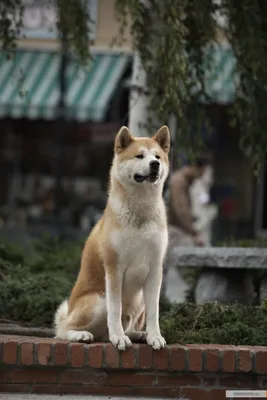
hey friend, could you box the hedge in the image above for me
[1,239,267,345]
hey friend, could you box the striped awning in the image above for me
[125,42,238,104]
[192,42,239,104]
[0,50,131,121]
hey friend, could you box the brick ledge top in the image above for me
[1,334,267,374]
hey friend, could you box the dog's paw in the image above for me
[128,331,147,343]
[110,334,132,351]
[146,334,166,350]
[67,330,94,343]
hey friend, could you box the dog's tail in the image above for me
[54,299,69,339]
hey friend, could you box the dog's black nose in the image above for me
[150,160,160,169]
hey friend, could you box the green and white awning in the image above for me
[125,42,238,104]
[0,50,131,121]
[193,42,239,104]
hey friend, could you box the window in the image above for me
[20,0,98,40]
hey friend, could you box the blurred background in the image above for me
[0,0,264,247]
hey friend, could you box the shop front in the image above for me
[0,49,132,234]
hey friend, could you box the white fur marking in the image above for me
[109,334,132,351]
[67,330,94,342]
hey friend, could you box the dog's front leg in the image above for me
[105,269,132,351]
[144,265,166,350]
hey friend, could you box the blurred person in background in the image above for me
[168,156,212,247]
[162,155,214,303]
[190,163,218,246]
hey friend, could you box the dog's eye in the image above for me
[135,154,144,159]
[155,155,160,160]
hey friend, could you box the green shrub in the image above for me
[0,273,74,326]
[1,239,267,346]
[0,238,82,326]
[160,301,267,345]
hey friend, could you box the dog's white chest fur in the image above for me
[111,221,168,297]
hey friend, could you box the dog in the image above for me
[54,125,170,350]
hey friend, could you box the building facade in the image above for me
[0,1,259,240]
[0,0,133,232]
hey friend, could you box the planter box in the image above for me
[1,335,267,399]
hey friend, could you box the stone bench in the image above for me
[164,247,267,305]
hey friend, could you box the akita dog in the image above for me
[54,125,170,350]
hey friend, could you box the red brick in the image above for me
[31,384,62,394]
[3,341,17,364]
[87,343,103,368]
[179,388,207,400]
[237,375,257,389]
[107,372,154,386]
[131,387,179,397]
[54,342,68,365]
[0,384,29,393]
[256,349,267,374]
[0,371,9,383]
[105,343,119,368]
[20,343,34,365]
[69,343,84,367]
[138,344,153,369]
[34,384,86,395]
[222,348,236,372]
[219,375,241,388]
[60,369,107,385]
[33,385,130,396]
[157,374,200,387]
[205,348,220,372]
[206,389,227,400]
[154,346,169,370]
[259,376,267,388]
[9,369,58,383]
[80,386,130,395]
[238,349,252,372]
[170,345,187,371]
[32,385,130,396]
[237,348,252,372]
[202,376,217,387]
[180,388,226,400]
[121,345,136,368]
[220,375,257,389]
[37,342,51,365]
[187,345,203,372]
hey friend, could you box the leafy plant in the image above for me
[1,0,91,64]
[0,238,82,326]
[160,301,267,345]
[2,239,267,346]
[115,0,267,170]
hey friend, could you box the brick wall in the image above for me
[1,335,267,399]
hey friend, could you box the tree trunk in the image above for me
[128,51,151,136]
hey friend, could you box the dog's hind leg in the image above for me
[126,308,147,343]
[59,293,107,342]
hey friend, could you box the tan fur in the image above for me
[54,125,170,350]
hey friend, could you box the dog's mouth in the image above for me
[134,172,159,183]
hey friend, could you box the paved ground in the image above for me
[0,395,188,400]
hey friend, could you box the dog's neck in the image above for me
[108,176,165,228]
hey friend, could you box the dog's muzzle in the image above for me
[134,160,160,183]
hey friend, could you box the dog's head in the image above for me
[112,125,170,187]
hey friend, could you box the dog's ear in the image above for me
[153,125,170,153]
[115,126,133,153]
